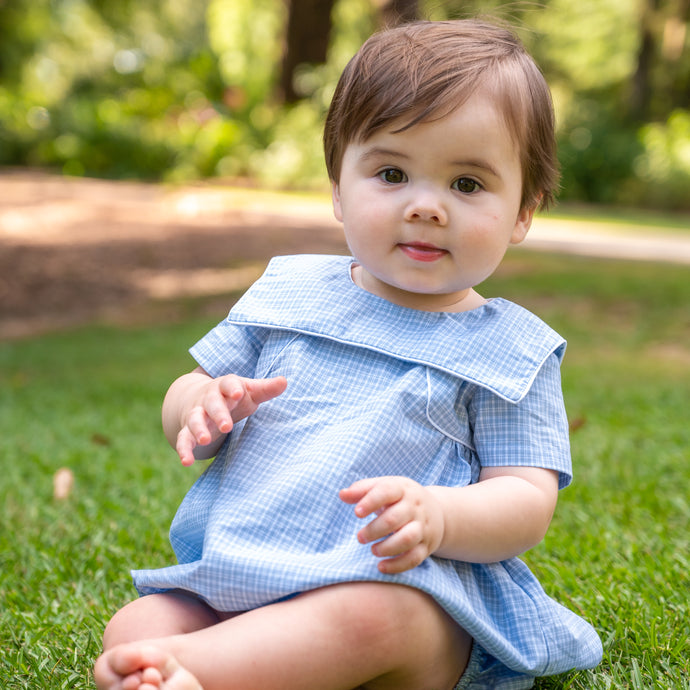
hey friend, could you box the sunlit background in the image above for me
[1,0,689,209]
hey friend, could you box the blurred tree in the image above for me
[280,0,337,102]
[630,0,690,121]
[0,0,47,83]
[279,0,421,102]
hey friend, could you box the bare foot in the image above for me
[94,643,203,690]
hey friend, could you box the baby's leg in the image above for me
[99,582,471,690]
[101,590,224,648]
[95,591,223,690]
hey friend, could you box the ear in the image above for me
[510,204,535,245]
[331,181,343,223]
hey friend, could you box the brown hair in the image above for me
[323,19,559,210]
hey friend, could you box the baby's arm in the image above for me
[428,466,559,561]
[162,366,287,466]
[340,466,558,573]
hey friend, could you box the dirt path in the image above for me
[1,171,349,340]
[2,169,689,340]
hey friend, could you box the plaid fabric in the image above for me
[132,255,602,681]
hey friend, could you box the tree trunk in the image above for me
[629,0,690,119]
[629,0,659,121]
[279,0,336,103]
[665,0,690,110]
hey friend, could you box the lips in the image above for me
[398,242,448,262]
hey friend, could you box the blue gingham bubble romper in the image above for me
[132,254,602,685]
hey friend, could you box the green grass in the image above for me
[1,251,689,688]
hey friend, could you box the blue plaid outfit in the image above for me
[132,255,602,686]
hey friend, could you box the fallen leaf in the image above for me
[53,467,74,500]
[569,417,587,433]
[91,433,111,446]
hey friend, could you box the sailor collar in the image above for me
[226,255,566,403]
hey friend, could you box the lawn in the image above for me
[1,250,688,688]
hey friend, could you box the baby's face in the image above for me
[331,92,533,312]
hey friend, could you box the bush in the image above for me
[631,110,690,210]
[556,99,643,206]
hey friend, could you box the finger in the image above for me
[370,521,424,558]
[217,374,248,403]
[242,376,288,405]
[218,376,287,423]
[357,501,412,544]
[176,427,198,467]
[352,479,404,520]
[339,477,379,505]
[376,544,429,575]
[186,406,214,446]
[202,390,235,435]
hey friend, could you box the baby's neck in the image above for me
[350,263,488,313]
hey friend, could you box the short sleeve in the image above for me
[189,317,267,379]
[469,352,572,489]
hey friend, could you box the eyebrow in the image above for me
[451,159,502,179]
[358,146,502,179]
[357,146,410,162]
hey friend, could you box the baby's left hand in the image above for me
[339,476,445,574]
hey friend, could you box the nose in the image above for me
[404,188,448,225]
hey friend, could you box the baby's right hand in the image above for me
[175,374,287,466]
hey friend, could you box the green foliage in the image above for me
[1,250,689,687]
[633,110,690,210]
[556,100,644,205]
[557,106,690,210]
[0,0,233,180]
[1,0,690,208]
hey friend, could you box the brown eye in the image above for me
[452,177,481,193]
[379,168,407,184]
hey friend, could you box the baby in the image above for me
[95,19,602,690]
